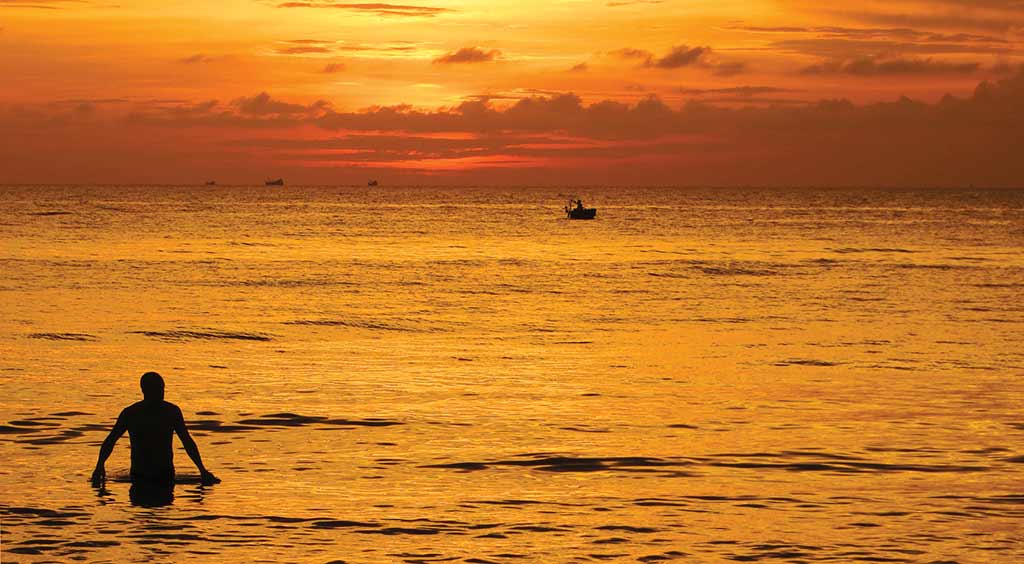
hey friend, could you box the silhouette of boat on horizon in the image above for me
[265,178,284,186]
[368,180,379,187]
[565,199,597,220]
[205,180,216,186]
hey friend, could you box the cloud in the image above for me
[606,0,662,6]
[769,37,1014,58]
[275,2,451,17]
[615,45,748,75]
[433,47,501,64]
[0,0,89,9]
[801,56,982,76]
[3,69,1023,185]
[283,39,334,45]
[761,1,1024,34]
[990,61,1022,75]
[276,46,333,54]
[322,62,345,73]
[727,24,1010,44]
[180,54,216,64]
[335,43,418,53]
[711,61,747,76]
[676,86,795,96]
[232,92,330,115]
[568,62,589,72]
[652,45,709,68]
[51,97,133,105]
[268,39,427,60]
[612,47,655,64]
[838,10,1024,34]
[925,0,1024,6]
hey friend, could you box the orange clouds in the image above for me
[274,2,451,17]
[612,45,746,76]
[1,0,1023,184]
[2,69,1022,186]
[801,56,983,76]
[433,48,502,65]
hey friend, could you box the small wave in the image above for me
[427,450,989,477]
[285,318,439,333]
[891,263,971,270]
[226,241,277,247]
[7,411,403,451]
[702,451,987,474]
[128,329,273,342]
[832,247,916,254]
[773,359,841,367]
[5,414,108,446]
[651,266,778,280]
[424,455,691,476]
[859,363,917,371]
[694,265,779,276]
[186,413,404,436]
[690,317,752,323]
[235,413,403,428]
[28,333,98,342]
[28,211,73,216]
[559,426,611,433]
[596,525,659,533]
[201,278,353,288]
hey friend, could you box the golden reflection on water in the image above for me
[1,185,1022,563]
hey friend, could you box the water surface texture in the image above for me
[1,185,1022,563]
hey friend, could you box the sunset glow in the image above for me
[2,0,1022,184]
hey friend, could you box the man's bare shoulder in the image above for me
[164,401,183,415]
[121,401,145,416]
[121,401,182,419]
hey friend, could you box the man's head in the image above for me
[140,371,165,401]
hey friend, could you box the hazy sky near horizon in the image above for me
[2,0,1023,185]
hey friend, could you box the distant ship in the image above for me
[205,180,216,186]
[565,199,597,220]
[367,180,379,187]
[265,178,284,186]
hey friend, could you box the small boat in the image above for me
[265,178,284,186]
[205,181,216,186]
[367,180,379,187]
[565,199,597,220]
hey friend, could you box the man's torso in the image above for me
[123,401,179,483]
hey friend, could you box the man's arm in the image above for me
[92,412,127,485]
[174,408,220,484]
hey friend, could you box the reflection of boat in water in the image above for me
[265,178,284,186]
[565,199,597,220]
[367,180,379,187]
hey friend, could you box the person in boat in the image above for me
[575,199,584,210]
[91,372,219,488]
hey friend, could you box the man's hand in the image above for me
[200,470,221,485]
[91,467,106,486]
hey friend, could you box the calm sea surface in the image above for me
[1,185,1022,563]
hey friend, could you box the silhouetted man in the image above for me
[92,372,219,487]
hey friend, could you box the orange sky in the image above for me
[1,0,1022,185]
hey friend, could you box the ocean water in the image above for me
[0,185,1022,563]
